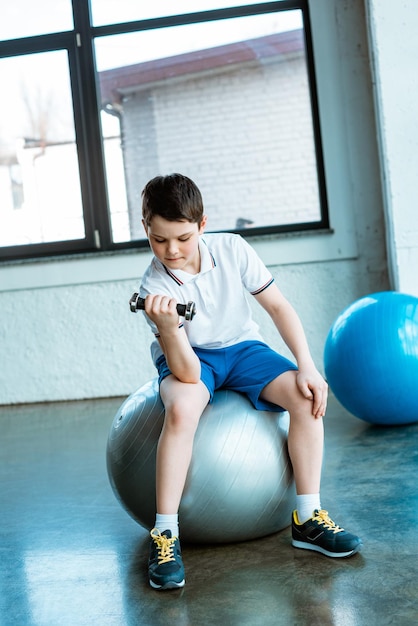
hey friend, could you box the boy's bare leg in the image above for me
[259,370,324,494]
[260,370,362,558]
[157,375,210,514]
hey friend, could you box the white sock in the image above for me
[296,494,321,523]
[154,513,179,538]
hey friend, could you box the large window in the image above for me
[0,1,328,261]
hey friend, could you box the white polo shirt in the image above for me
[139,232,274,364]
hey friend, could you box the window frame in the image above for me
[0,0,329,263]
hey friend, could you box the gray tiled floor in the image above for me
[1,392,418,625]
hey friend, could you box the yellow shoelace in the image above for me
[313,510,344,534]
[150,528,178,564]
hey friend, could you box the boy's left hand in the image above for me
[296,368,328,419]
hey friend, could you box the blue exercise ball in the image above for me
[324,291,418,425]
[107,379,295,543]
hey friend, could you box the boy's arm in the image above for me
[254,282,328,418]
[144,294,201,384]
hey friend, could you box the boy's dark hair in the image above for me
[142,173,204,227]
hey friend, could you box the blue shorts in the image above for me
[155,340,298,412]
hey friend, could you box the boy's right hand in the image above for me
[144,294,180,333]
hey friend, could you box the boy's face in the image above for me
[143,215,207,274]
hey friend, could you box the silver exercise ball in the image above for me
[107,379,295,543]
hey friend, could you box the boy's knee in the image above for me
[292,393,315,415]
[285,373,314,412]
[163,399,201,433]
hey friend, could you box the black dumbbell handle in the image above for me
[129,293,196,321]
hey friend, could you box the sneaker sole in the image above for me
[292,539,362,558]
[149,578,185,590]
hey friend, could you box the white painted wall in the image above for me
[365,0,418,297]
[0,0,394,405]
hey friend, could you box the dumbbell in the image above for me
[129,292,197,321]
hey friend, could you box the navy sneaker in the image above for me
[292,509,362,558]
[148,528,185,590]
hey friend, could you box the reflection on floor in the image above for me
[1,392,418,625]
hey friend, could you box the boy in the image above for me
[139,173,362,590]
